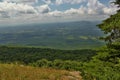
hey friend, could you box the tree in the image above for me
[98,0,120,44]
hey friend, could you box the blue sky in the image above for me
[0,0,118,25]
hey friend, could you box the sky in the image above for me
[0,0,118,25]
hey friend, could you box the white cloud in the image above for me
[55,0,86,5]
[103,6,117,15]
[66,0,86,4]
[0,1,37,18]
[3,0,38,3]
[64,6,86,15]
[36,4,51,13]
[86,0,117,15]
[48,10,63,17]
[87,0,104,14]
[55,0,117,15]
[55,0,63,5]
[42,0,52,4]
[0,1,52,18]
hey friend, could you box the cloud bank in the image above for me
[0,0,118,25]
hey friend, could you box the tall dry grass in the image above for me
[0,64,82,80]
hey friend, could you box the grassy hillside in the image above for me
[0,63,82,80]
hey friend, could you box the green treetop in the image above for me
[98,0,120,44]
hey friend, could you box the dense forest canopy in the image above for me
[0,46,96,64]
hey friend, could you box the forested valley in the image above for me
[0,0,120,80]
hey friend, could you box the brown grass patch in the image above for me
[0,64,82,80]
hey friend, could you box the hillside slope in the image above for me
[0,63,82,80]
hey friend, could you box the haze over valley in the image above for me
[0,21,104,49]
